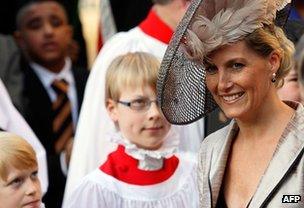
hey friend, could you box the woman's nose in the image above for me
[217,70,233,92]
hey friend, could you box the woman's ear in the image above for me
[106,99,118,122]
[268,51,281,74]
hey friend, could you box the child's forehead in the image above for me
[118,84,156,97]
[21,2,67,24]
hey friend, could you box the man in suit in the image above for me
[14,1,89,207]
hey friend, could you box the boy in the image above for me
[0,132,44,208]
[66,52,199,207]
[14,1,89,207]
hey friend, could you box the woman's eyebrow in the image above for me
[224,58,246,67]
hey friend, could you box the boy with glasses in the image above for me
[66,52,199,208]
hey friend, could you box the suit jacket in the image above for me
[198,102,304,208]
[21,62,89,208]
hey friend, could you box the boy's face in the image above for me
[107,85,171,150]
[0,165,42,208]
[15,2,72,67]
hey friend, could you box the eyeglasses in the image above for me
[117,98,158,112]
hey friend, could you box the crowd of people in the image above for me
[0,0,304,208]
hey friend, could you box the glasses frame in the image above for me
[117,98,158,112]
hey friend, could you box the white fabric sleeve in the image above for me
[0,79,48,194]
[65,179,107,208]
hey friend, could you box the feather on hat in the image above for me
[185,0,291,60]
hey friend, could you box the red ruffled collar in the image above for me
[100,145,179,185]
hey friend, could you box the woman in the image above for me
[0,132,44,208]
[157,0,304,207]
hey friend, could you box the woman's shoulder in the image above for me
[200,121,235,152]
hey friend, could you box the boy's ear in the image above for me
[67,25,73,39]
[106,99,118,122]
[13,31,26,49]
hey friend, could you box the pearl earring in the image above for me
[271,73,276,83]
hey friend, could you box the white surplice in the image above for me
[0,79,48,194]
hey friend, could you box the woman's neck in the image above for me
[236,92,295,143]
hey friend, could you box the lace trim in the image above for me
[107,130,179,170]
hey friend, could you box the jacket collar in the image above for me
[207,102,304,207]
[249,102,304,207]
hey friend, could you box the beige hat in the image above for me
[157,0,292,124]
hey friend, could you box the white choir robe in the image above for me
[66,152,199,208]
[0,79,48,194]
[63,15,205,206]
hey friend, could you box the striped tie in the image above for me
[51,79,74,154]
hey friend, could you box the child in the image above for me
[0,132,44,208]
[66,52,199,207]
[14,1,89,207]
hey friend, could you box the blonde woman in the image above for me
[158,0,304,207]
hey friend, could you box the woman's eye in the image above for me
[232,63,244,69]
[205,65,218,75]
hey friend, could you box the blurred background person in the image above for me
[14,1,89,207]
[277,66,301,102]
[277,19,304,103]
[296,34,304,103]
[0,0,88,68]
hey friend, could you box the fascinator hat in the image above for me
[157,0,292,125]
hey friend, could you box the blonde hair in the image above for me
[0,132,37,181]
[244,25,295,88]
[105,52,160,103]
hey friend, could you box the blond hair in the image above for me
[0,132,37,181]
[244,25,295,88]
[105,52,160,103]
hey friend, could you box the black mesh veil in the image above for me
[157,0,218,125]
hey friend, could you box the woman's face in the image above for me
[277,68,301,102]
[205,41,279,120]
[0,165,42,208]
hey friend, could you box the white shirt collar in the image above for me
[30,58,74,89]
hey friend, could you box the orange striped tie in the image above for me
[51,79,74,154]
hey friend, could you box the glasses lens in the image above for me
[130,98,150,111]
